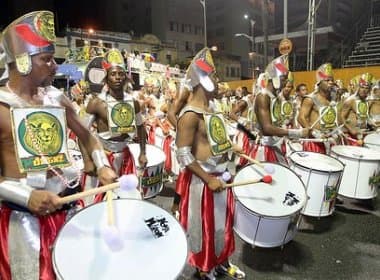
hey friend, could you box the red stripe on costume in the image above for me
[163,135,173,173]
[274,62,288,74]
[15,24,50,47]
[195,59,213,74]
[317,71,329,80]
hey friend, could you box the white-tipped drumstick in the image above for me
[224,175,273,188]
[234,152,275,174]
[101,191,124,251]
[58,174,139,205]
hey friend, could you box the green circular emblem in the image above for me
[111,102,134,127]
[282,101,293,117]
[272,100,281,121]
[19,111,63,155]
[322,107,336,125]
[209,115,227,144]
[358,101,368,115]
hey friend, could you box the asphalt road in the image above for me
[150,181,380,280]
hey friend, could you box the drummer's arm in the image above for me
[297,97,312,129]
[167,87,190,128]
[176,113,223,191]
[62,95,117,185]
[134,100,147,167]
[340,99,356,135]
[229,100,247,123]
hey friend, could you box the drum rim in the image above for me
[233,162,307,217]
[289,151,345,173]
[128,143,167,167]
[331,146,380,161]
[52,198,189,279]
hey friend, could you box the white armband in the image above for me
[176,146,195,168]
[288,128,303,139]
[135,112,143,126]
[83,114,96,129]
[238,117,247,126]
[0,180,33,207]
[91,149,111,170]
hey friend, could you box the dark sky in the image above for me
[0,0,107,34]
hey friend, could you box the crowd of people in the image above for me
[1,10,380,280]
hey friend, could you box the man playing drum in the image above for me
[340,73,374,145]
[85,49,147,200]
[252,56,308,164]
[0,11,118,279]
[298,63,338,154]
[175,47,245,280]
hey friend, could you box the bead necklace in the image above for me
[6,82,81,188]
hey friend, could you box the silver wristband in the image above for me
[0,180,33,207]
[176,146,195,168]
[91,149,111,170]
[135,112,143,126]
[288,128,303,139]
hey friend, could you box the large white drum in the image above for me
[289,152,344,217]
[53,199,188,280]
[364,132,380,152]
[233,163,307,248]
[330,145,380,199]
[128,144,166,199]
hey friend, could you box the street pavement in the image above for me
[150,180,380,280]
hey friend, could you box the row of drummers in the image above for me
[138,62,380,248]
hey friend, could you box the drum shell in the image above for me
[289,152,344,217]
[128,144,166,199]
[53,199,188,280]
[331,146,380,199]
[233,163,306,248]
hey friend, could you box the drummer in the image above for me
[0,11,117,279]
[175,47,245,279]
[298,63,339,154]
[252,55,308,164]
[369,81,380,128]
[85,49,147,200]
[339,73,374,145]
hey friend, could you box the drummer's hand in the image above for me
[138,152,148,168]
[97,166,118,186]
[232,143,243,154]
[301,128,310,138]
[207,177,224,192]
[348,127,358,137]
[28,190,61,216]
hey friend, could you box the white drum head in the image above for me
[331,145,380,161]
[364,133,380,148]
[128,144,166,167]
[53,199,188,280]
[289,151,344,172]
[233,163,307,217]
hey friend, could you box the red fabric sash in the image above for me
[147,125,156,145]
[302,141,326,154]
[177,169,235,272]
[0,205,67,280]
[162,135,173,173]
[237,132,251,166]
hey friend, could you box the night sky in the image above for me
[0,0,108,34]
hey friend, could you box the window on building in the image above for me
[185,41,192,51]
[181,23,185,33]
[226,67,229,77]
[195,43,203,52]
[169,21,178,32]
[231,67,236,77]
[166,54,172,64]
[75,39,85,47]
[237,68,240,78]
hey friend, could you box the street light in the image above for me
[200,0,207,47]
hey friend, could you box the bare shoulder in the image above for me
[177,111,200,130]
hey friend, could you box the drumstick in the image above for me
[224,175,272,188]
[58,174,139,205]
[106,191,115,226]
[233,151,275,174]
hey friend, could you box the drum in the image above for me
[128,143,166,199]
[289,152,344,217]
[53,199,188,280]
[330,145,380,199]
[68,149,84,171]
[285,140,303,160]
[364,132,380,152]
[233,163,307,248]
